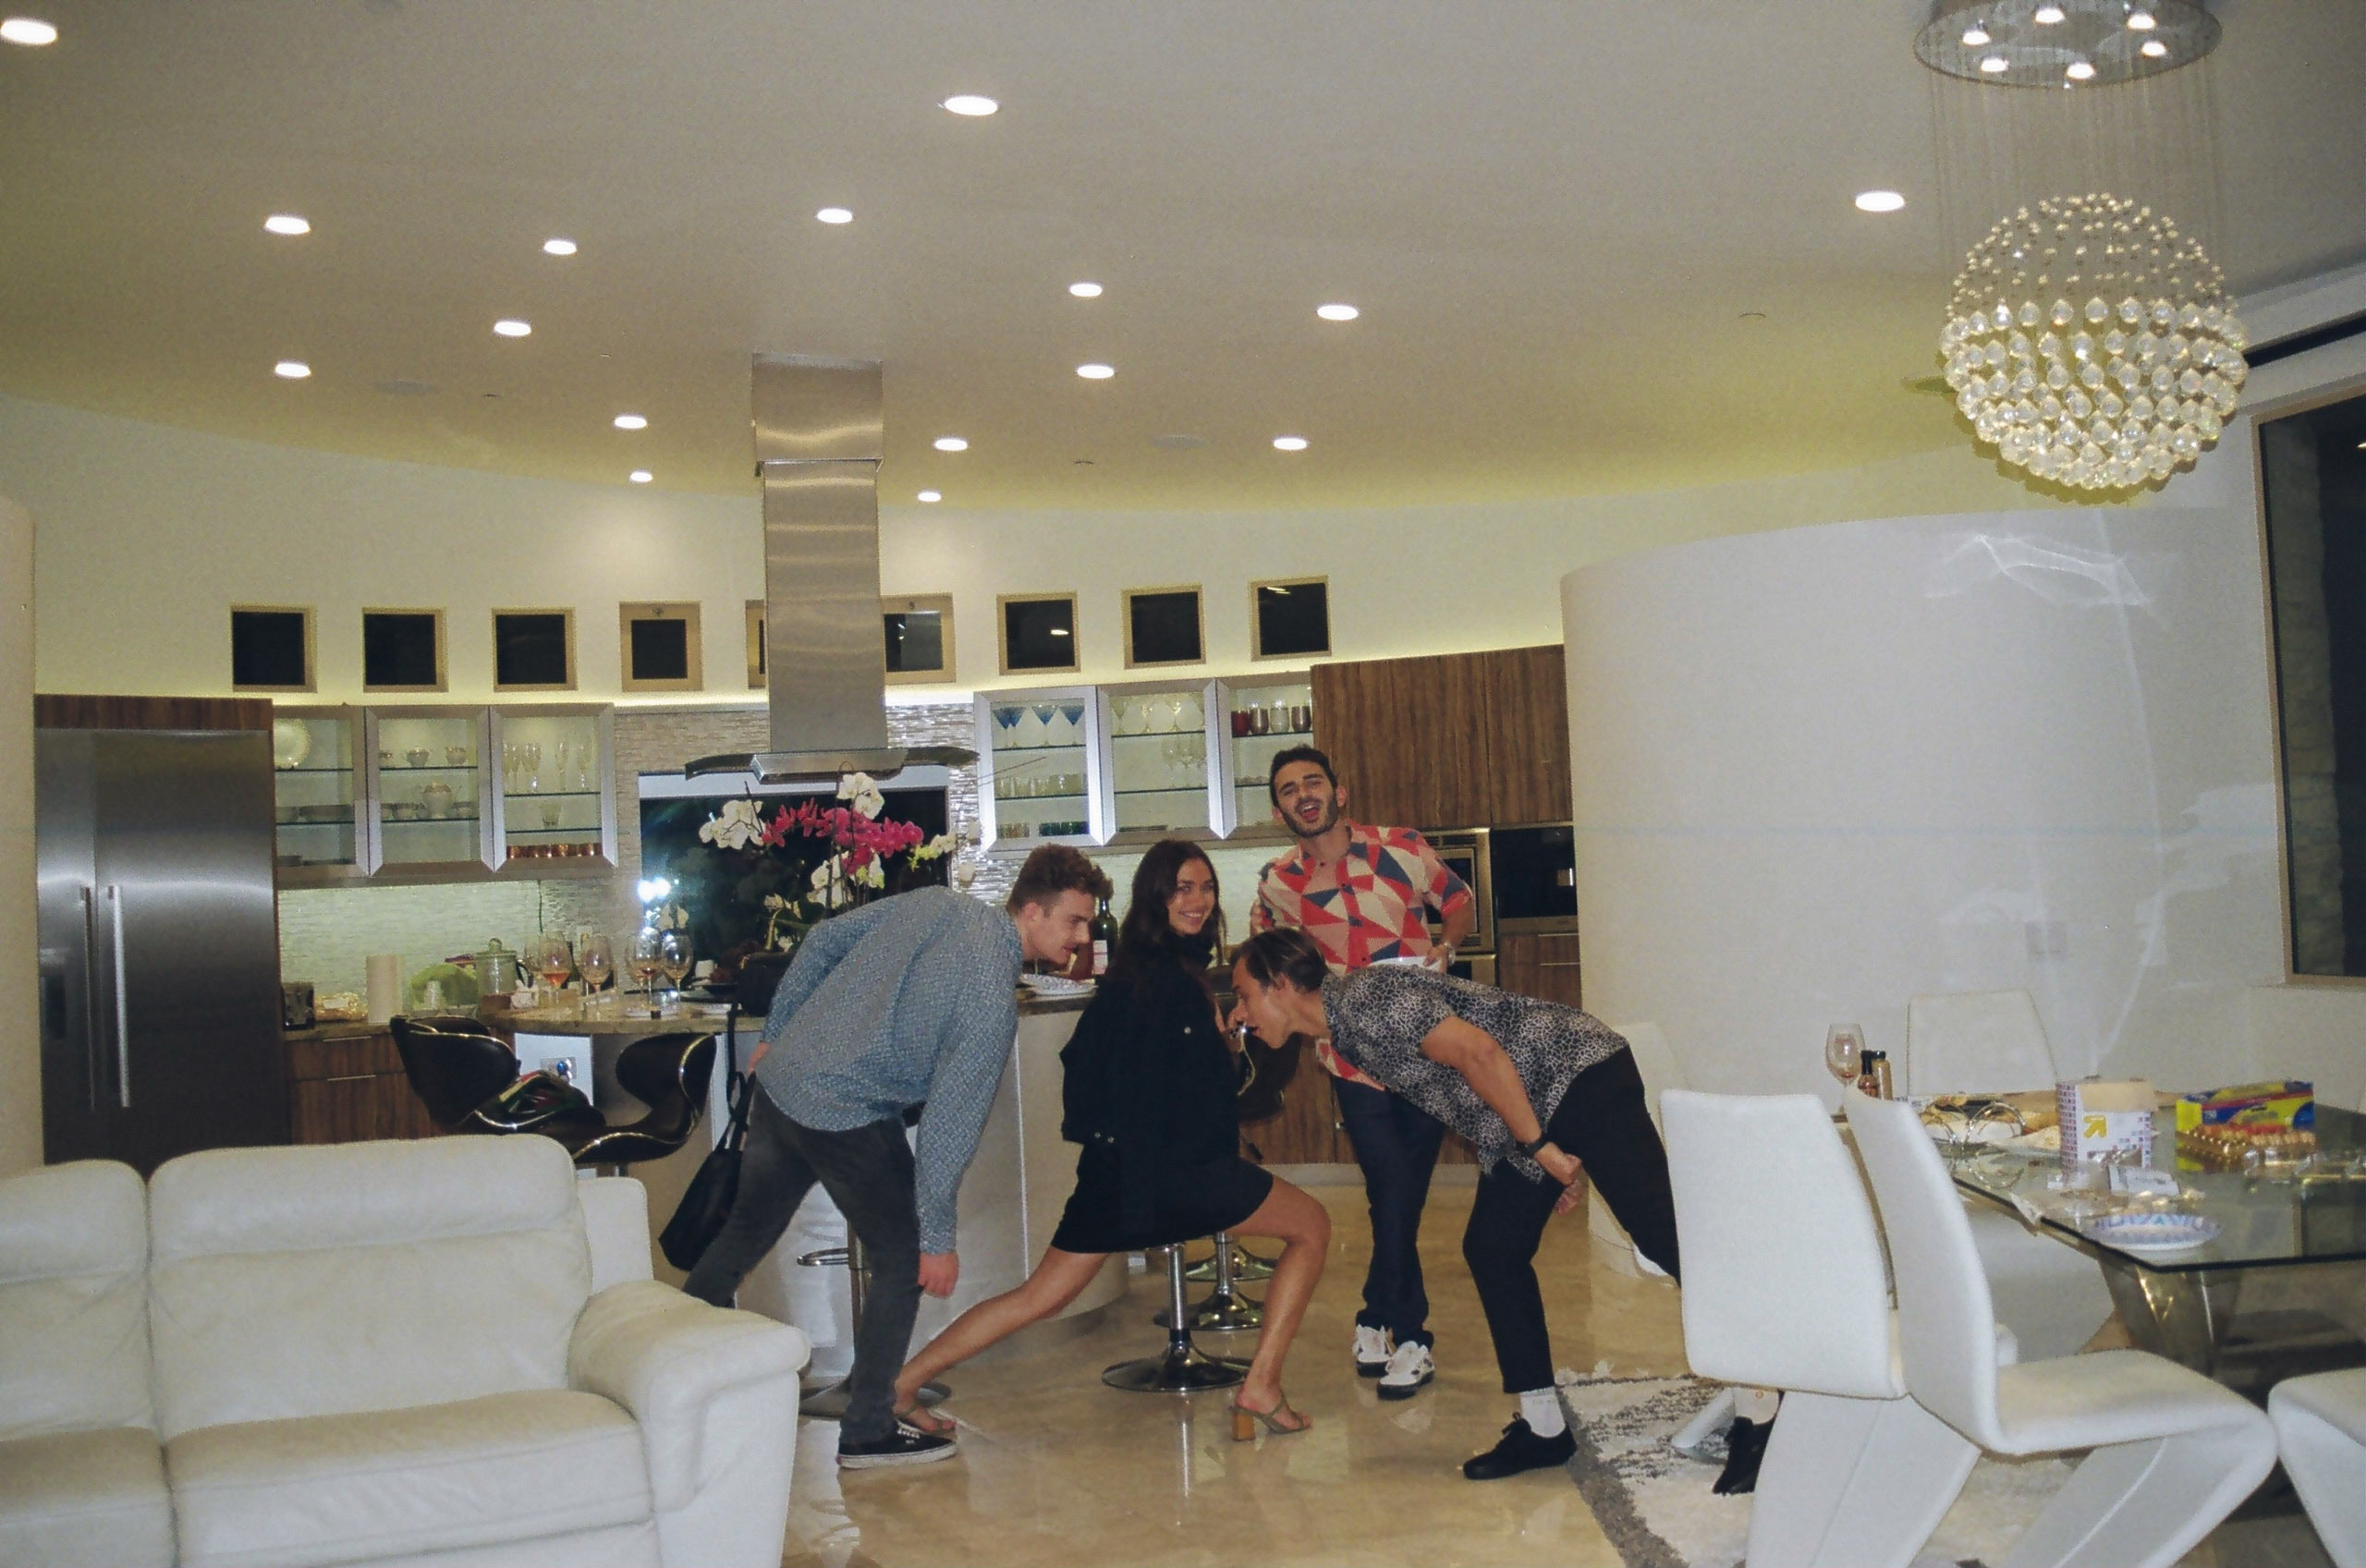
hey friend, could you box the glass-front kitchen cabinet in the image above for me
[273,702,616,885]
[977,687,1105,849]
[973,675,1313,850]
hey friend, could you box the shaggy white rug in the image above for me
[1555,1370,2072,1568]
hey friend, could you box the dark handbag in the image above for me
[658,1073,755,1271]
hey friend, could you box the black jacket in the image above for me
[1058,958,1238,1233]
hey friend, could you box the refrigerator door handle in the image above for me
[107,883,131,1108]
[79,885,100,1112]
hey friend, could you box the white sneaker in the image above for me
[1354,1324,1392,1378]
[1378,1341,1434,1400]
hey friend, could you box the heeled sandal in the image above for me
[1229,1393,1311,1441]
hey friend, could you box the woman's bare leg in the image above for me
[1229,1177,1332,1428]
[891,1247,1109,1428]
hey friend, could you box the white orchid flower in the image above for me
[810,857,851,909]
[912,832,957,861]
[836,772,887,820]
[701,796,764,850]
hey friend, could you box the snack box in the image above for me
[2058,1077,2155,1170]
[2174,1080,2314,1136]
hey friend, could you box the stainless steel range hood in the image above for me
[685,355,975,784]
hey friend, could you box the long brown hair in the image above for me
[1106,838,1224,992]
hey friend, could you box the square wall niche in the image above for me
[1000,593,1079,675]
[493,609,575,691]
[361,608,445,692]
[1125,585,1204,668]
[231,605,313,692]
[1252,577,1330,660]
[621,602,703,692]
[885,593,956,685]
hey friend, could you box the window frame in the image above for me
[1122,583,1206,670]
[618,602,704,694]
[229,603,316,694]
[360,606,448,695]
[490,607,578,693]
[1249,575,1332,662]
[884,593,957,687]
[997,592,1080,676]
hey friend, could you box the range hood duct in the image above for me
[685,354,975,784]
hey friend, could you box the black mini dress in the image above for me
[1048,957,1274,1255]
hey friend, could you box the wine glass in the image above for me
[1824,1024,1868,1087]
[630,929,666,1013]
[530,933,572,1009]
[577,932,614,1001]
[658,930,693,1010]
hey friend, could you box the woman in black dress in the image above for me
[892,839,1331,1439]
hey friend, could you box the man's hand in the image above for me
[746,1039,771,1072]
[918,1251,959,1297]
[1533,1142,1583,1187]
[1553,1182,1585,1217]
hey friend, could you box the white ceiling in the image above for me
[1,0,2358,508]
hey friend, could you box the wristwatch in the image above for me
[1516,1135,1552,1160]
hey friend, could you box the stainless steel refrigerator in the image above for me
[37,727,287,1171]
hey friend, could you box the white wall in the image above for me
[2,393,2077,704]
[0,492,37,1174]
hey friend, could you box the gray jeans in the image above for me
[682,1088,921,1444]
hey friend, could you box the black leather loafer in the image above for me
[1461,1416,1578,1480]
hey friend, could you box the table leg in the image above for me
[2100,1263,2244,1375]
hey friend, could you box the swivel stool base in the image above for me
[1154,1230,1264,1332]
[1104,1244,1249,1393]
[1187,1240,1277,1283]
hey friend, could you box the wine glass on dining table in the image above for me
[1824,1023,1868,1088]
[629,929,666,1015]
[658,930,694,1011]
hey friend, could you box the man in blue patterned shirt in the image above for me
[685,845,1107,1469]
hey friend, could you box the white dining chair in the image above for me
[1906,988,2058,1096]
[1591,1021,1681,1278]
[2269,1368,2364,1568]
[1846,1090,2277,1568]
[1664,1089,1985,1567]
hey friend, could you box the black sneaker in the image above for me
[1712,1416,1770,1495]
[1462,1416,1577,1480]
[838,1427,957,1469]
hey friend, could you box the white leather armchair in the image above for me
[0,1160,176,1568]
[2270,1368,2364,1568]
[2,1137,808,1568]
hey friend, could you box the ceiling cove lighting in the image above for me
[1068,281,1103,298]
[628,470,652,484]
[1316,302,1360,322]
[815,206,853,225]
[0,17,57,44]
[916,490,943,503]
[933,436,968,452]
[273,360,311,380]
[263,213,311,237]
[543,237,578,256]
[1076,363,1114,380]
[942,94,998,116]
[613,413,648,430]
[1855,189,1907,213]
[1272,435,1309,452]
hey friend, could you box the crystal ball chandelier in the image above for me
[1941,192,2247,492]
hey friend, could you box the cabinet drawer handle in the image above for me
[324,1074,373,1084]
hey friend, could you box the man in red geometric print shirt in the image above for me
[1249,746,1475,1401]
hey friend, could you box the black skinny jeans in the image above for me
[1334,1076,1445,1345]
[682,1089,921,1445]
[1462,1048,1681,1393]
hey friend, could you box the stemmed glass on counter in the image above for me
[658,930,694,1009]
[531,933,573,1008]
[1824,1023,1868,1088]
[577,932,613,1013]
[630,929,666,1015]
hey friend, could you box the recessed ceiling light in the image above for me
[1316,302,1360,322]
[1272,435,1309,452]
[1980,54,2010,72]
[543,237,578,256]
[2065,58,2095,79]
[2140,37,2167,56]
[0,17,57,45]
[815,207,853,225]
[2033,4,2065,22]
[1068,281,1103,298]
[1854,189,1907,213]
[1960,25,1991,45]
[613,413,647,430]
[933,436,968,452]
[274,360,311,380]
[493,318,531,337]
[1076,363,1115,380]
[263,213,311,237]
[2126,9,2156,29]
[917,490,943,503]
[628,470,652,484]
[942,94,998,116]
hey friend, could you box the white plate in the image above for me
[1369,954,1430,968]
[1019,974,1094,998]
[2082,1212,2221,1255]
[272,718,313,770]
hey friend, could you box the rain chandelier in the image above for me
[1917,0,2245,493]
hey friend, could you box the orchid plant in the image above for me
[691,773,957,957]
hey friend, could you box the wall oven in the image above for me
[1420,828,1493,954]
[1490,821,1578,934]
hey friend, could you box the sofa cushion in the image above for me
[0,1425,176,1568]
[165,1388,650,1568]
[149,1138,592,1440]
[0,1160,153,1440]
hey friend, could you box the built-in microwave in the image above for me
[1490,821,1578,934]
[1420,828,1493,955]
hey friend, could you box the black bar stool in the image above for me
[1103,1242,1249,1392]
[1155,1230,1263,1331]
[795,1233,949,1419]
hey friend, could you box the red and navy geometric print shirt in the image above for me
[1250,821,1474,1087]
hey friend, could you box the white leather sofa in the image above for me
[0,1137,809,1568]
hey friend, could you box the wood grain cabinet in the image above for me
[284,1027,440,1144]
[1497,931,1583,1008]
[1310,646,1570,828]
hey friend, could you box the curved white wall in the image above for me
[1563,500,2287,1098]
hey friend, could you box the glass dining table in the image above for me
[1942,1103,2365,1387]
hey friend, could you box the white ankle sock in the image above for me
[1518,1387,1567,1438]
